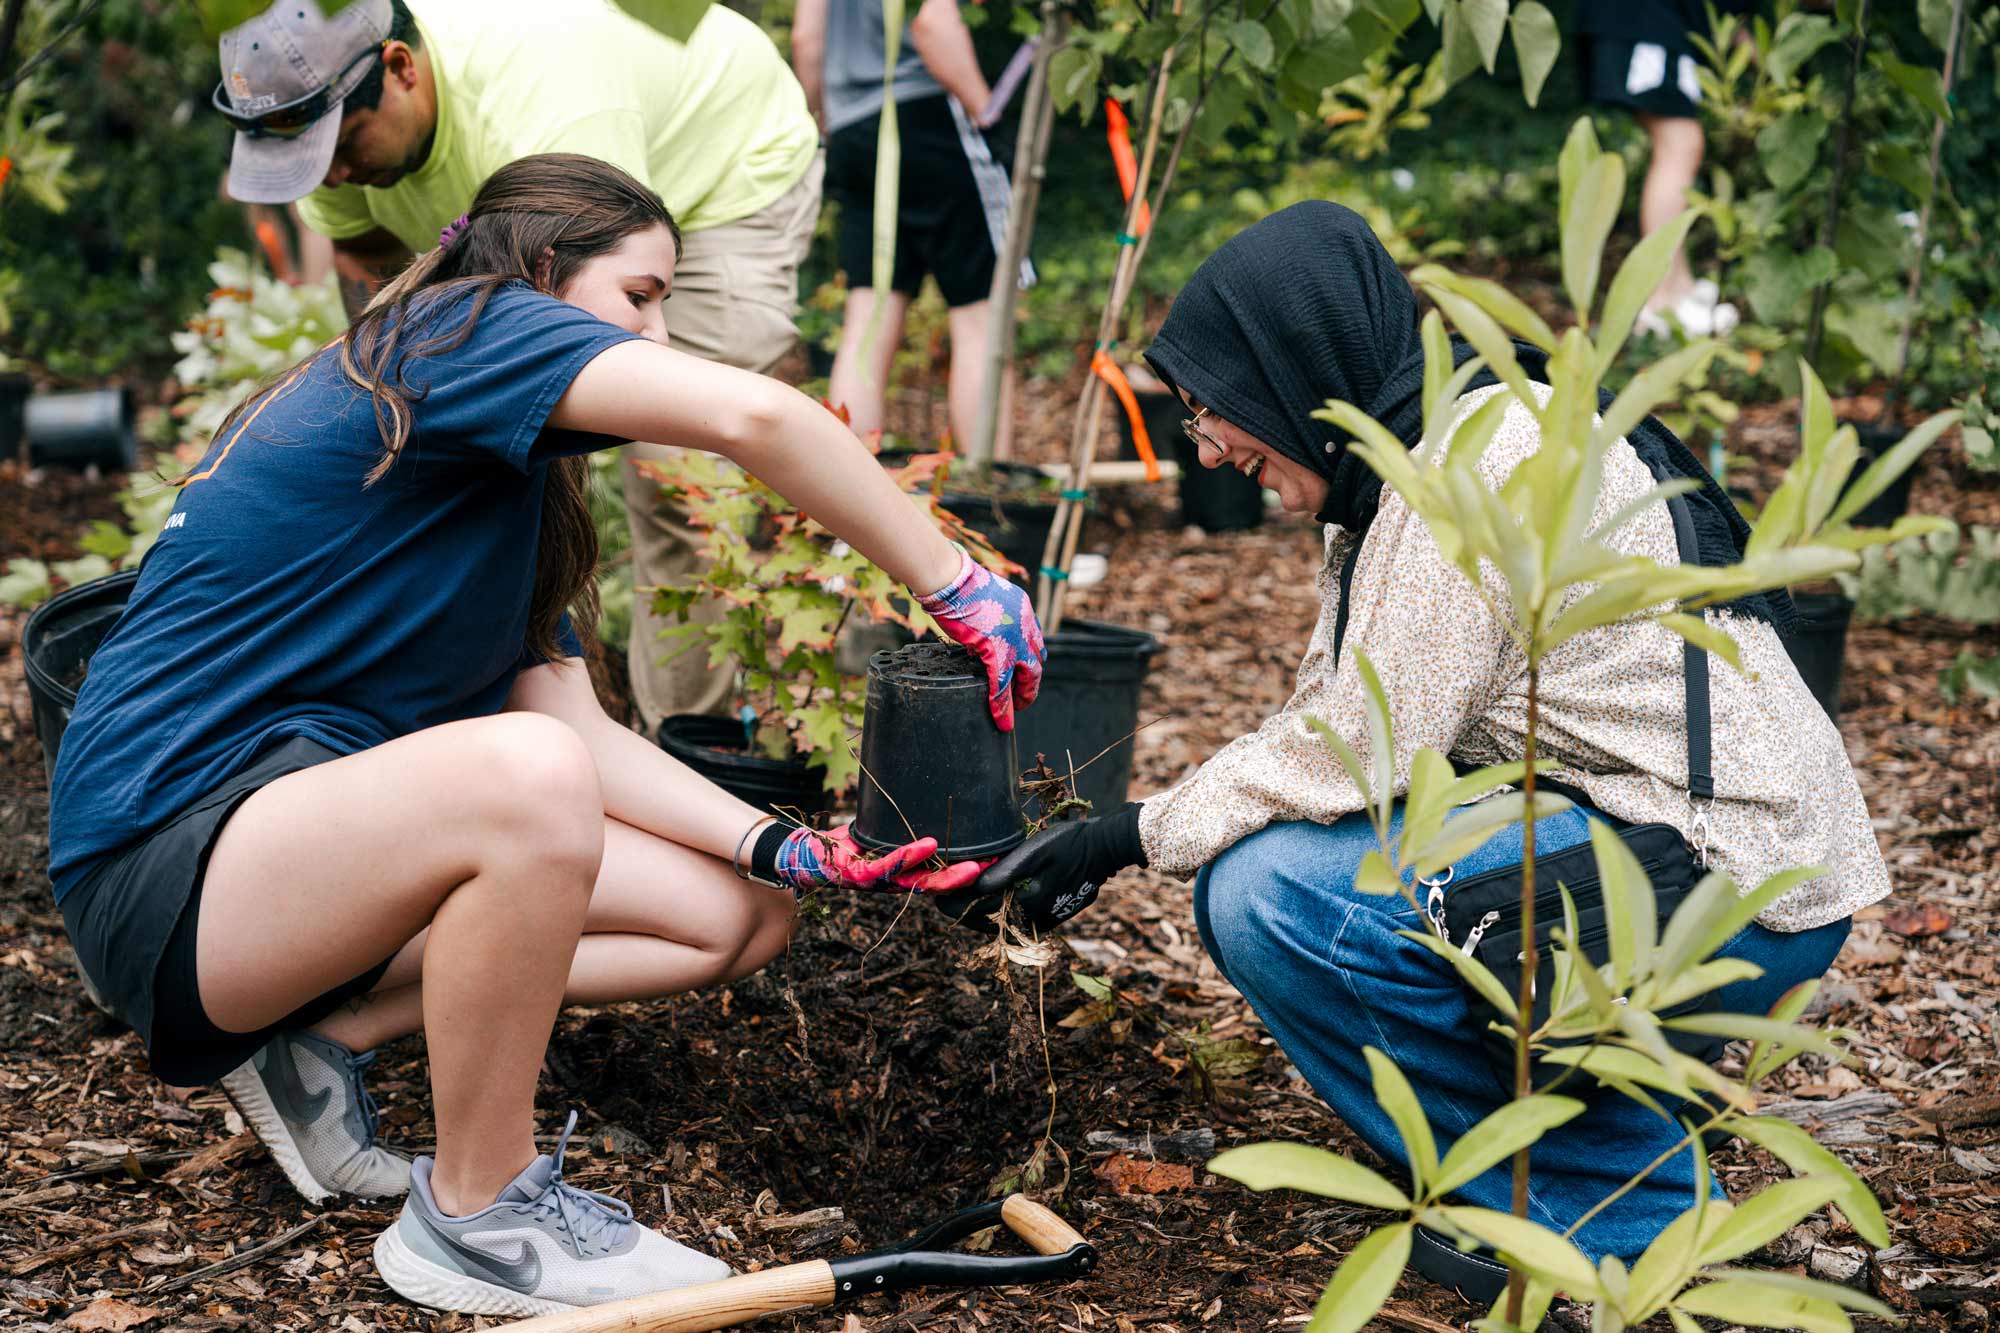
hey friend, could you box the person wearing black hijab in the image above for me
[934,202,1887,1297]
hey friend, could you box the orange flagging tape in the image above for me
[254,217,295,285]
[1091,350,1160,482]
[1103,100,1152,236]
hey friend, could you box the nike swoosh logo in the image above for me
[264,1044,332,1125]
[437,1232,543,1293]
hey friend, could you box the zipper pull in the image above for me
[1461,909,1501,955]
[1425,884,1450,943]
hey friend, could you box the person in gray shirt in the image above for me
[793,0,1031,455]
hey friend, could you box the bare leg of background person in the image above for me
[947,299,1013,459]
[830,286,913,438]
[1636,112,1705,313]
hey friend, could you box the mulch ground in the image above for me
[0,385,1995,1333]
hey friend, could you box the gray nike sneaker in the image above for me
[219,1030,411,1202]
[372,1112,731,1316]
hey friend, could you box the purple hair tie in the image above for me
[438,213,471,251]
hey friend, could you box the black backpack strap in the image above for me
[1330,535,1363,668]
[1663,494,1714,804]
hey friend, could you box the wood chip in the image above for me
[64,1297,163,1331]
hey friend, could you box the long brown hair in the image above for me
[199,152,679,663]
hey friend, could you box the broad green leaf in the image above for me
[1627,1201,1727,1318]
[1305,1223,1413,1333]
[1432,1095,1587,1195]
[1420,355,1494,454]
[0,559,52,610]
[1461,0,1508,72]
[1697,1267,1898,1319]
[1413,792,1567,880]
[1675,1279,1852,1333]
[1825,410,1962,528]
[1441,761,1529,808]
[1696,1176,1844,1265]
[1594,341,1721,450]
[1648,957,1765,1011]
[1421,311,1454,427]
[1398,748,1459,869]
[1431,1207,1601,1293]
[1539,1042,1697,1104]
[1366,1047,1439,1188]
[1556,116,1600,224]
[1590,818,1657,990]
[1509,3,1560,107]
[1069,971,1114,1001]
[1418,269,1557,352]
[1766,13,1840,85]
[1422,285,1532,403]
[1402,929,1521,1022]
[1209,1143,1412,1210]
[1356,849,1404,896]
[1661,1011,1843,1056]
[1354,651,1396,827]
[1597,211,1701,373]
[1755,111,1829,193]
[1308,716,1380,817]
[1873,52,1951,122]
[1656,611,1744,674]
[1722,1116,1888,1247]
[1561,153,1625,321]
[1228,19,1278,72]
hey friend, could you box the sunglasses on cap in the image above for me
[211,43,383,140]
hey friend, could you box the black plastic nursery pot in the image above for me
[1172,416,1265,533]
[25,387,138,472]
[1844,418,1915,530]
[852,641,1026,859]
[23,569,140,780]
[1780,591,1855,724]
[1013,619,1161,819]
[658,714,835,820]
[939,462,1060,577]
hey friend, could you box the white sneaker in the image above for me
[372,1112,731,1316]
[219,1030,411,1202]
[1637,284,1740,339]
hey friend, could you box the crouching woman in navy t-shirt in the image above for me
[46,153,1044,1317]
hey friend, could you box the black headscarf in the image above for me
[1142,201,1793,630]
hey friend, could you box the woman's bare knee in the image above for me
[718,892,797,982]
[467,714,604,878]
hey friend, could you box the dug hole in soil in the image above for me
[0,397,1996,1331]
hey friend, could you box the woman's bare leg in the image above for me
[947,300,1012,460]
[311,815,799,1053]
[197,712,604,1215]
[1637,112,1706,311]
[829,287,913,438]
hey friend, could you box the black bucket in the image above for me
[1013,618,1160,817]
[25,387,138,472]
[852,641,1025,859]
[1173,424,1264,532]
[939,462,1059,577]
[1780,592,1854,723]
[0,373,29,458]
[658,714,834,820]
[23,569,140,780]
[1844,419,1915,530]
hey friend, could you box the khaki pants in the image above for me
[621,154,824,734]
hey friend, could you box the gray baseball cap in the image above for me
[217,0,394,204]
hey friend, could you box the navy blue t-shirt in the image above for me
[47,282,640,899]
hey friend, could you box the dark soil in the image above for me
[1,401,1996,1333]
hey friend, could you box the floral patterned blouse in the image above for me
[1137,384,1889,932]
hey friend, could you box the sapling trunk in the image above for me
[1803,0,1871,367]
[1505,660,1541,1324]
[968,6,1063,466]
[1882,0,1968,426]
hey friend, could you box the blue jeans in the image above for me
[1192,805,1850,1261]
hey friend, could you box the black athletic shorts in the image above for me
[825,93,1029,306]
[58,736,395,1086]
[1576,32,1704,119]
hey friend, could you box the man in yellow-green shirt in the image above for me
[216,0,822,730]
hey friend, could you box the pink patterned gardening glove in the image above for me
[913,548,1047,732]
[775,824,986,894]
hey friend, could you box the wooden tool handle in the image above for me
[498,1259,836,1333]
[1000,1196,1086,1255]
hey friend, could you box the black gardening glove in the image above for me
[932,802,1147,933]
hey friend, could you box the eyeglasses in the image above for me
[1182,406,1226,457]
[211,44,383,140]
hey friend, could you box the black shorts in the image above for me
[826,93,1029,307]
[58,737,395,1086]
[1576,33,1703,119]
